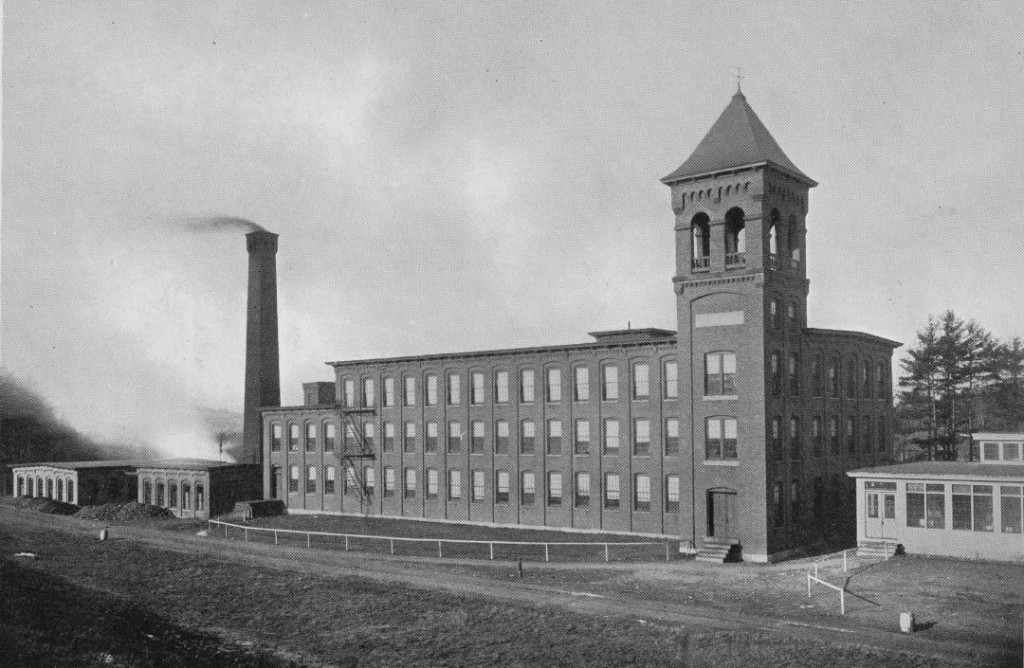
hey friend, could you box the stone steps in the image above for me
[696,539,740,563]
[857,540,898,559]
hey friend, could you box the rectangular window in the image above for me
[603,419,620,454]
[425,374,438,406]
[791,480,800,523]
[574,366,590,401]
[906,482,924,527]
[362,378,375,407]
[520,420,535,454]
[632,363,649,399]
[812,416,823,457]
[982,442,1000,462]
[497,470,511,504]
[789,416,801,459]
[604,474,620,509]
[574,419,590,455]
[289,466,299,493]
[706,417,738,460]
[343,379,356,407]
[829,416,839,454]
[770,416,782,460]
[877,362,887,398]
[495,420,509,454]
[288,424,299,452]
[271,423,282,452]
[705,352,737,396]
[862,360,872,398]
[664,361,678,399]
[926,483,945,529]
[305,423,317,452]
[404,469,416,499]
[426,469,439,499]
[447,373,461,405]
[495,371,509,403]
[471,420,485,453]
[770,351,781,396]
[383,377,395,407]
[811,355,823,397]
[471,372,485,404]
[425,421,438,453]
[363,422,375,449]
[447,421,462,453]
[343,467,356,495]
[548,472,562,506]
[384,422,396,452]
[665,418,680,455]
[324,422,336,451]
[306,466,317,494]
[404,377,416,406]
[1001,486,1022,533]
[633,419,650,456]
[1004,442,1022,462]
[520,369,535,403]
[953,484,994,532]
[602,364,619,400]
[847,416,856,456]
[383,467,396,497]
[575,472,591,507]
[546,368,562,402]
[788,353,800,396]
[634,475,651,511]
[518,471,533,505]
[402,422,415,453]
[829,357,840,398]
[547,419,562,455]
[448,470,462,500]
[363,467,375,496]
[472,470,485,502]
[665,475,680,512]
[847,359,857,398]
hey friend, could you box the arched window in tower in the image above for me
[788,215,801,268]
[768,209,780,261]
[691,213,710,271]
[724,208,746,268]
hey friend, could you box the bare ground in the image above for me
[1,504,1020,667]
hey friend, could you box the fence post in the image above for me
[307,533,311,549]
[390,538,395,555]
[843,550,848,573]
[438,540,442,559]
[274,530,278,546]
[244,527,248,542]
[225,522,228,538]
[807,573,811,598]
[489,542,494,560]
[665,542,670,562]
[605,544,610,562]
[345,535,349,552]
[840,589,845,615]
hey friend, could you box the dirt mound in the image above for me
[12,495,79,515]
[75,502,174,521]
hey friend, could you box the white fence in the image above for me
[207,519,676,563]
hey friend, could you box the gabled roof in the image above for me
[662,91,817,187]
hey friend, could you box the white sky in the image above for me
[3,1,1023,457]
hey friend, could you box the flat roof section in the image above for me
[848,461,1024,481]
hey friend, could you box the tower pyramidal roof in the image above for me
[662,91,817,187]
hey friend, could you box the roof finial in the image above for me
[735,67,744,94]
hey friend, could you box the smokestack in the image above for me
[242,231,280,465]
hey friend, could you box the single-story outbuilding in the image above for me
[849,433,1024,561]
[135,460,262,520]
[11,461,139,506]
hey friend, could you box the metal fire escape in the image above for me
[336,406,376,514]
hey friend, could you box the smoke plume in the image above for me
[184,215,270,234]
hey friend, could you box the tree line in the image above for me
[898,311,1024,461]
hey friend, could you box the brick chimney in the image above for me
[242,231,281,465]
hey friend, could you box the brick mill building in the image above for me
[262,91,900,563]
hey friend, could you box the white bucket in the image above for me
[99,529,108,541]
[899,612,914,633]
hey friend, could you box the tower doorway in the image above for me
[707,490,738,539]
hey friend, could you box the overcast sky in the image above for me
[3,1,1023,458]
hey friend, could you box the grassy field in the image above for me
[2,507,1003,667]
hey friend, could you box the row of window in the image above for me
[273,417,685,457]
[283,464,683,512]
[769,352,889,399]
[15,476,74,502]
[772,474,849,527]
[768,414,887,459]
[140,479,206,511]
[905,483,1024,534]
[980,441,1023,464]
[339,361,680,409]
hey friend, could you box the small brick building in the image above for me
[11,461,138,505]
